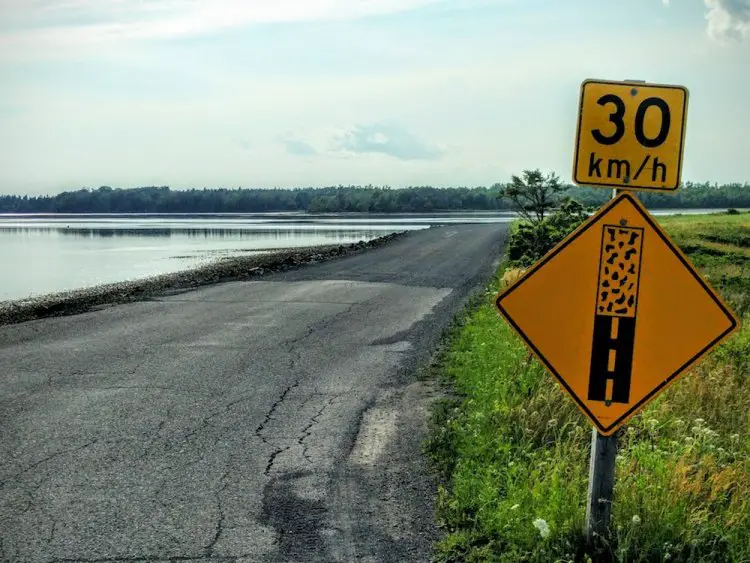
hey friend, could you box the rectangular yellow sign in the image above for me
[573,79,689,192]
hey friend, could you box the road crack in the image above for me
[49,556,240,562]
[264,446,291,476]
[298,397,338,463]
[164,392,257,454]
[0,439,100,490]
[202,469,231,557]
[254,381,301,445]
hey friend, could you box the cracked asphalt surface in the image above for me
[0,223,508,563]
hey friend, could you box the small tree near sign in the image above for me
[500,169,566,224]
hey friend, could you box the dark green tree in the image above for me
[500,169,567,223]
[507,197,593,267]
[1,181,748,214]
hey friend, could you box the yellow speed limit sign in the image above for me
[573,79,689,192]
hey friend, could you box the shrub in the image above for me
[507,198,591,267]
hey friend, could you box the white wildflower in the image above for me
[533,518,550,539]
[731,433,740,441]
[632,515,641,525]
[694,418,705,425]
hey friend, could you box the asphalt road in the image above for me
[0,223,508,563]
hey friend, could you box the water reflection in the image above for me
[0,226,395,240]
[0,218,415,301]
[0,209,731,302]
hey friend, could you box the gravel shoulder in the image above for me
[0,232,406,326]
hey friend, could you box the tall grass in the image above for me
[426,211,750,562]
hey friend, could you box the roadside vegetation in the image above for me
[425,177,750,562]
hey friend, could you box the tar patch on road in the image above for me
[261,470,328,562]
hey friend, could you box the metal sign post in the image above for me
[585,428,618,546]
[585,83,644,547]
[585,184,625,547]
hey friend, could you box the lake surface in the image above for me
[0,210,732,302]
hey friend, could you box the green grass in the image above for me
[425,211,750,562]
[658,212,750,318]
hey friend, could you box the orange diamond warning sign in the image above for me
[495,193,739,435]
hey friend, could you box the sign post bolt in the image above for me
[585,428,618,549]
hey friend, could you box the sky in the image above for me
[0,0,748,195]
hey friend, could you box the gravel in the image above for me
[0,232,407,326]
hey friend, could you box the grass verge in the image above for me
[425,211,750,562]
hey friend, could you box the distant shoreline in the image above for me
[0,231,406,327]
[0,207,746,218]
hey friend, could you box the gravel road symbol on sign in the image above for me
[495,193,738,434]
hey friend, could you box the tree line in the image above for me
[0,182,747,214]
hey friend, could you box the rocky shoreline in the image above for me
[0,231,407,327]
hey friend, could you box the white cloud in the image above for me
[281,137,318,157]
[335,122,443,160]
[704,0,750,39]
[0,0,452,59]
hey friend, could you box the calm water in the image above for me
[0,210,731,302]
[0,212,516,301]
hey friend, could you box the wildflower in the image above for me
[731,433,740,441]
[632,515,641,525]
[533,518,550,539]
[511,504,520,510]
[694,418,705,425]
